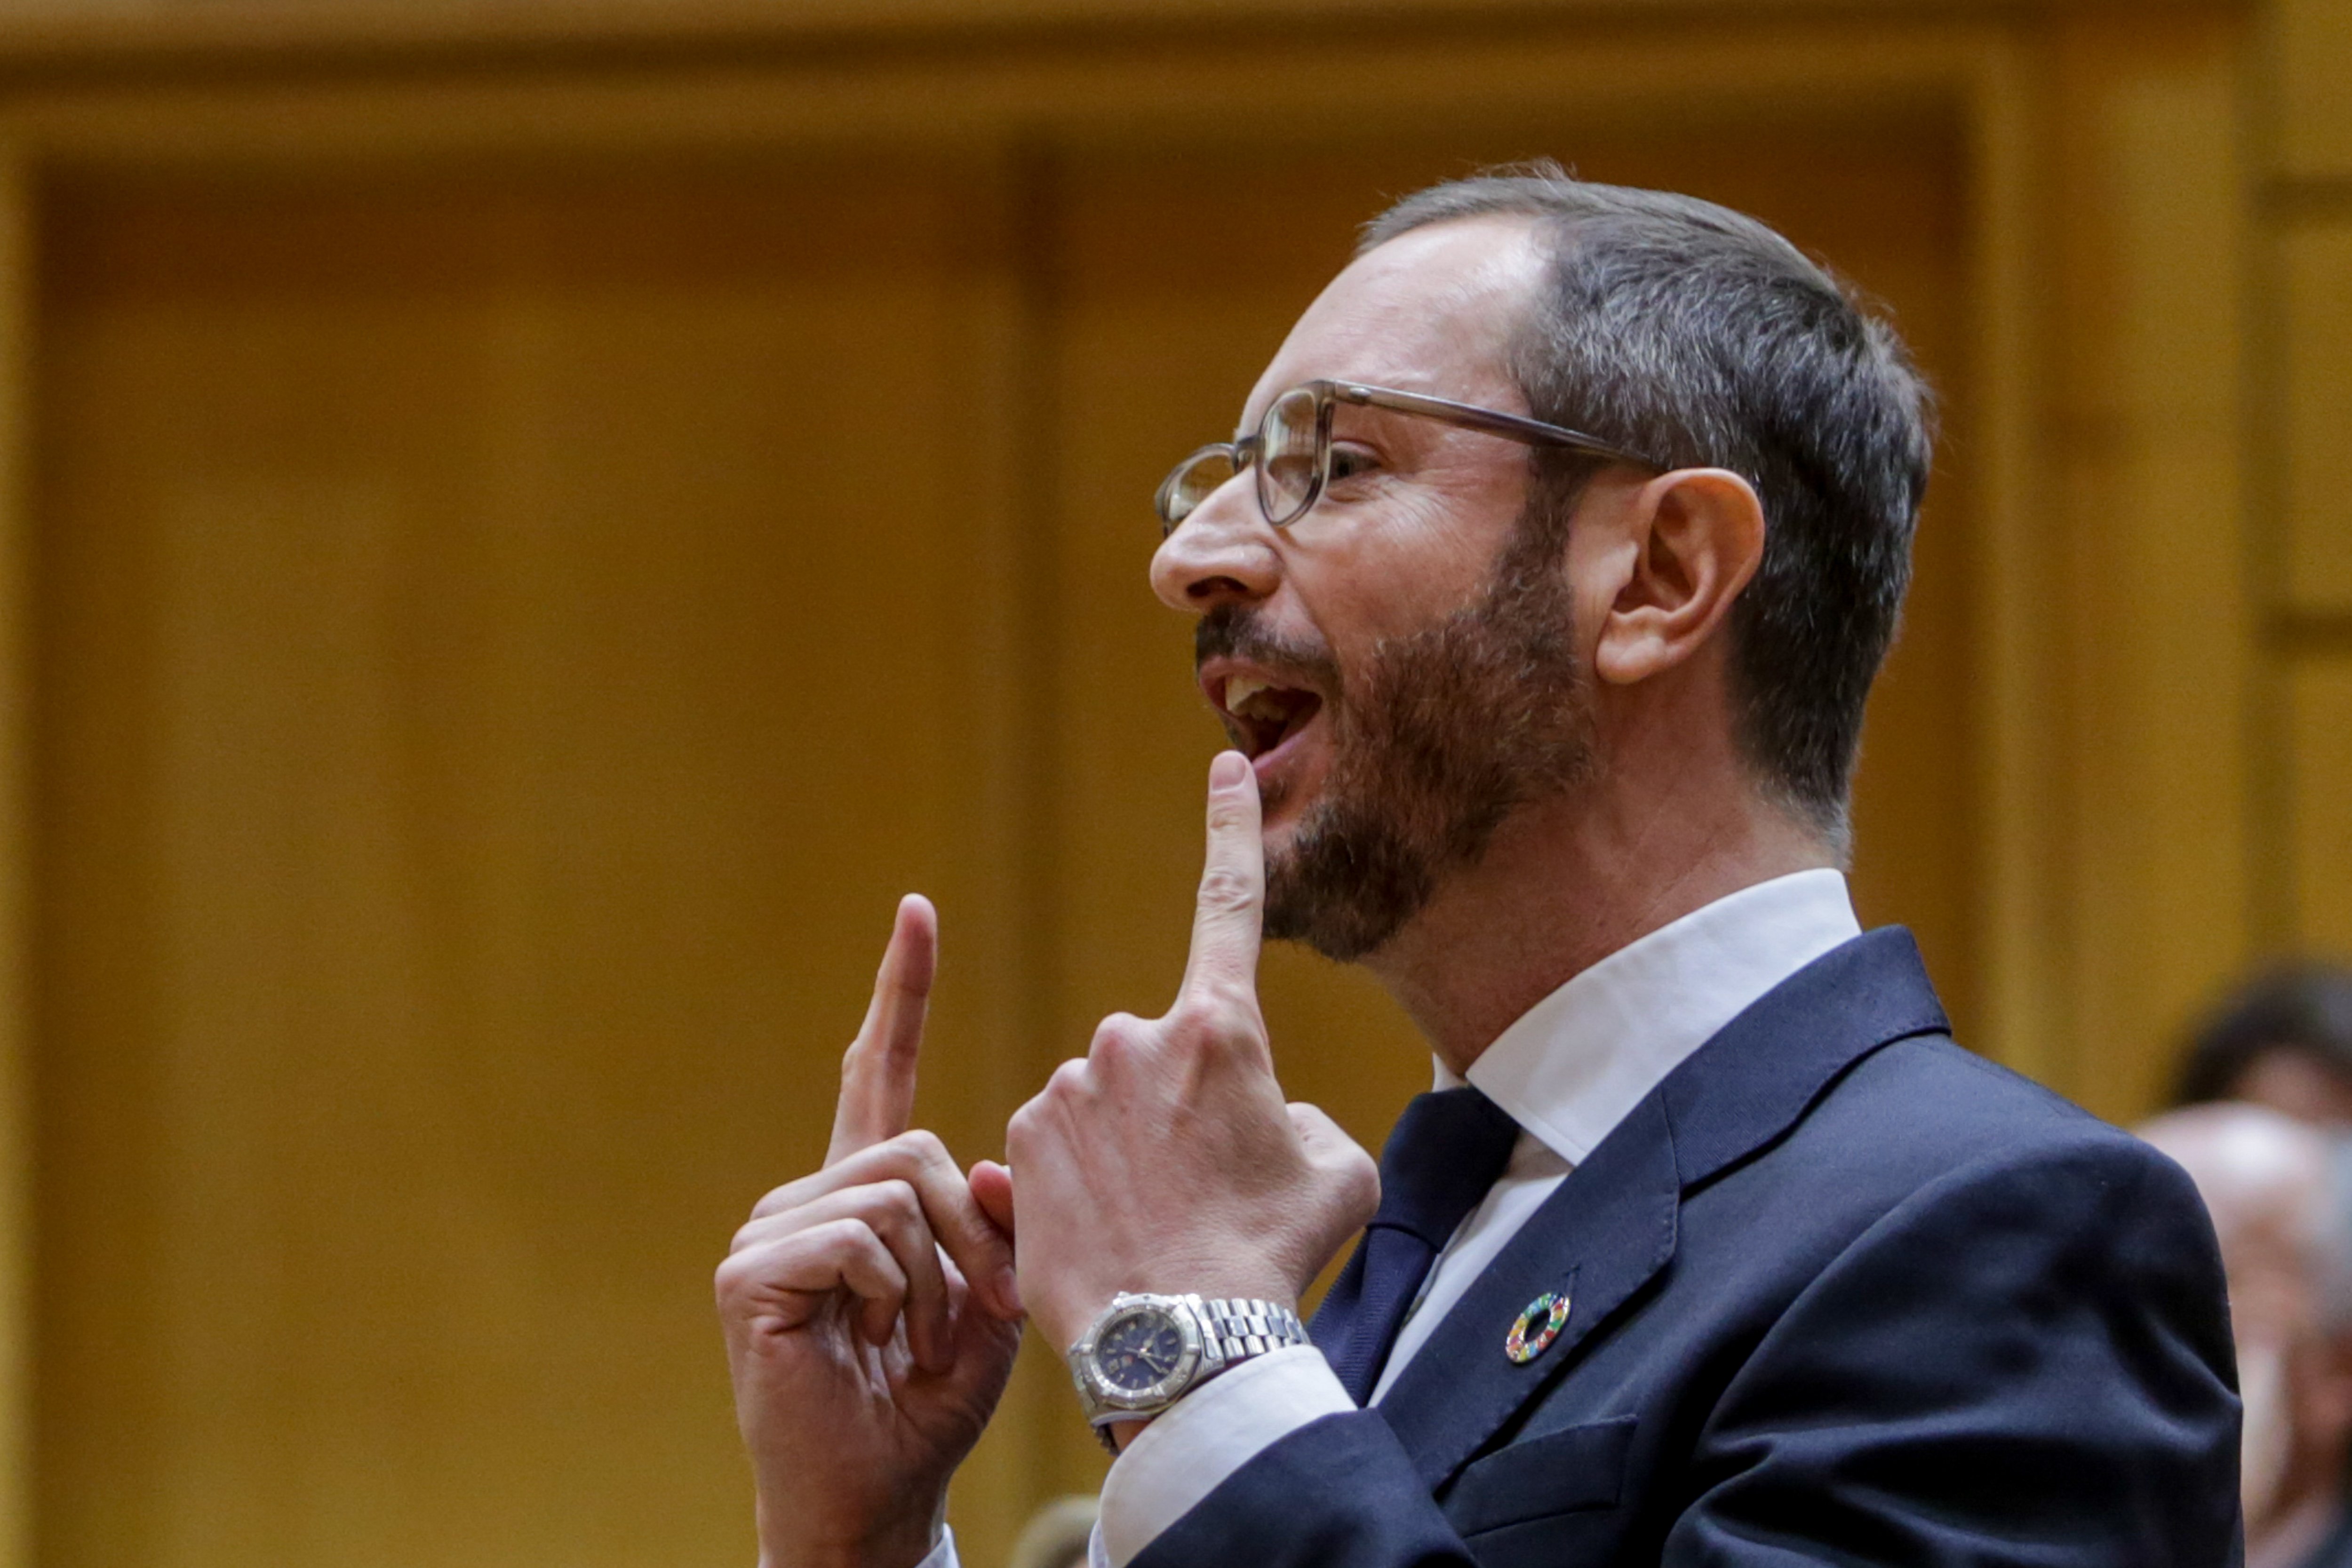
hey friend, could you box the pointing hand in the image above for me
[1004,753,1379,1362]
[716,896,1021,1568]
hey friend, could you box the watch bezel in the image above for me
[1071,1295,1207,1412]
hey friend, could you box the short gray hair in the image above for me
[1362,165,1935,845]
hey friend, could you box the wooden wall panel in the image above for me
[2277,0,2352,179]
[0,158,30,1568]
[2289,659,2352,952]
[30,160,1032,1568]
[2050,18,2253,1120]
[2284,221,2352,613]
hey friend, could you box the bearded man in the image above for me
[717,169,2241,1568]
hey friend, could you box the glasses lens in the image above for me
[1157,448,1239,535]
[1259,387,1323,526]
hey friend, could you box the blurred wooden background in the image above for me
[0,0,2336,1564]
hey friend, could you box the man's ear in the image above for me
[1593,468,1766,687]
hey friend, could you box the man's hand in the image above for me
[994,751,1379,1362]
[716,896,1022,1568]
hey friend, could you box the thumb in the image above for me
[1288,1103,1379,1227]
[969,1160,1015,1236]
[967,1162,1021,1316]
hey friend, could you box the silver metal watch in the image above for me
[1067,1293,1309,1454]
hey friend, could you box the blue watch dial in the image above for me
[1098,1309,1187,1393]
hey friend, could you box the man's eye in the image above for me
[1327,446,1381,484]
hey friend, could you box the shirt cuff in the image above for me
[915,1522,956,1568]
[1095,1345,1355,1568]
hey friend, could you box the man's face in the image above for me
[2140,1106,2352,1529]
[1148,217,1595,961]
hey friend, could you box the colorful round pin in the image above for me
[1505,1290,1573,1364]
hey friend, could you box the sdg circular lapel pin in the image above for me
[1505,1290,1573,1365]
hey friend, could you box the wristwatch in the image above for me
[1067,1293,1309,1453]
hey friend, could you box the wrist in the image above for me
[756,1499,946,1568]
[1053,1272,1297,1351]
[758,1536,938,1568]
[1068,1293,1310,1450]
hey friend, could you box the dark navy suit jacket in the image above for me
[1134,929,2241,1567]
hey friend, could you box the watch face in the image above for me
[1097,1306,1189,1395]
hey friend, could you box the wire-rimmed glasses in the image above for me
[1154,378,1662,538]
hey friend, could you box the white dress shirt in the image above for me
[917,869,1862,1568]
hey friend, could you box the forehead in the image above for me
[1244,213,1548,421]
[2148,1113,2328,1237]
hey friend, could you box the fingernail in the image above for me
[1211,751,1249,791]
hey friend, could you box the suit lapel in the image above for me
[1375,1093,1678,1492]
[1371,927,1950,1493]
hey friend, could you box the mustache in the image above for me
[1194,605,1345,697]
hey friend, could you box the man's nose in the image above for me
[1149,475,1280,613]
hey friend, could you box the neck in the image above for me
[1363,772,1835,1076]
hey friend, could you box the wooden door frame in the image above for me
[0,5,2247,1552]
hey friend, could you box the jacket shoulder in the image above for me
[1785,1030,2156,1185]
[1678,1030,2217,1296]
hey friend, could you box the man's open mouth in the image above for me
[1217,674,1325,761]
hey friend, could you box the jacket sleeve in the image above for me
[1126,1408,1476,1568]
[1131,1134,2241,1568]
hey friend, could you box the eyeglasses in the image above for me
[1154,378,1661,537]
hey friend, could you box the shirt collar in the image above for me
[1439,869,1862,1165]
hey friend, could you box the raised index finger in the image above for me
[1178,750,1265,1004]
[825,893,938,1166]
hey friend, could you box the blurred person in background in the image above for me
[1007,1496,1099,1568]
[2177,965,2352,1126]
[2142,1103,2352,1568]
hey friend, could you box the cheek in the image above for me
[1304,534,1497,655]
[1291,462,1515,621]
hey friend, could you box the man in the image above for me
[2177,966,2352,1127]
[2142,1106,2352,1568]
[718,168,2241,1567]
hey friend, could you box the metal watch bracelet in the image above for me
[1076,1295,1308,1454]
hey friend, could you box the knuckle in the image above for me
[1171,991,1257,1044]
[894,1127,951,1169]
[1089,1014,1142,1063]
[816,1215,882,1263]
[1195,863,1257,911]
[1006,1096,1048,1156]
[1205,796,1255,836]
[870,1177,923,1227]
[1168,993,1219,1033]
[1048,1056,1093,1096]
